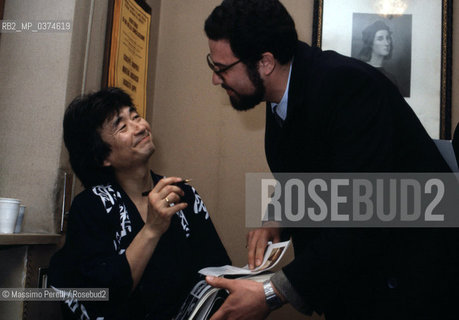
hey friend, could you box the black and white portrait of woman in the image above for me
[351,14,412,97]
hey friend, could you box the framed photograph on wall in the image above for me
[0,0,4,20]
[102,0,151,118]
[313,0,452,139]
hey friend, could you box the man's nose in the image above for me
[212,72,223,86]
[132,121,145,133]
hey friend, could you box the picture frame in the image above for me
[0,0,4,21]
[102,0,152,117]
[0,0,4,41]
[313,0,452,139]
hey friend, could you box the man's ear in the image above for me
[103,159,111,167]
[259,52,276,76]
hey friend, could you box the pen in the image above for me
[142,179,192,196]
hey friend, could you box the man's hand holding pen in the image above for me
[144,177,189,236]
[142,179,192,196]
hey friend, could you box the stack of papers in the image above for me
[199,240,291,277]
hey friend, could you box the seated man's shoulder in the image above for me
[68,183,120,223]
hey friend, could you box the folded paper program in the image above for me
[199,240,291,277]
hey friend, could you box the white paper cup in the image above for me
[0,198,21,234]
[14,205,26,233]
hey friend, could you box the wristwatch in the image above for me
[263,280,284,310]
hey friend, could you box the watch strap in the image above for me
[263,280,283,310]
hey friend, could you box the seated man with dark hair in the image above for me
[49,87,230,319]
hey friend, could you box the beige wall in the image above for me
[0,0,111,231]
[0,0,74,233]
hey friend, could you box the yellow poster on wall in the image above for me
[108,0,151,117]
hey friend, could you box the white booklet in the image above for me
[198,240,291,277]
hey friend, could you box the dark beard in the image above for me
[227,62,265,111]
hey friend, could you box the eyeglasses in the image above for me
[206,53,241,75]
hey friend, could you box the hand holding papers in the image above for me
[176,240,290,320]
[199,240,291,277]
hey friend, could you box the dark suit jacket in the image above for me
[265,42,458,319]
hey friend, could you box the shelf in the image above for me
[0,233,63,245]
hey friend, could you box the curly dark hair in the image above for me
[63,87,134,188]
[204,0,298,65]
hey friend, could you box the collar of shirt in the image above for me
[270,62,293,121]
